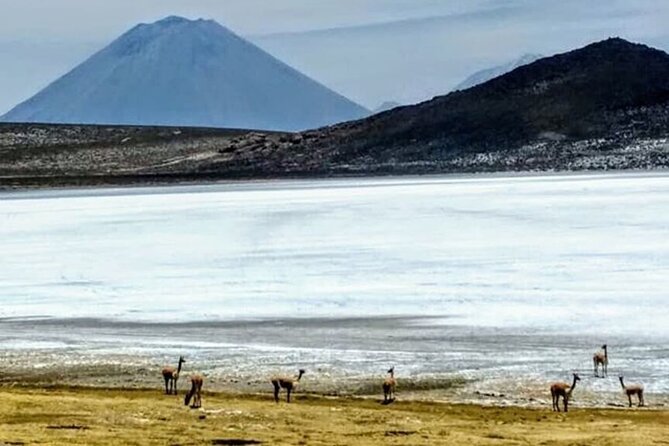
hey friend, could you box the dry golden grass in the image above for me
[0,387,667,445]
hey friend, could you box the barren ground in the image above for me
[0,386,667,445]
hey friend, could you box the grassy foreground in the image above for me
[0,387,667,445]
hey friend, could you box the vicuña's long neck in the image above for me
[390,371,394,379]
[177,361,183,374]
[296,372,303,382]
[568,376,578,395]
[619,377,625,390]
[604,347,608,360]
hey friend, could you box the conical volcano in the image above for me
[0,16,369,131]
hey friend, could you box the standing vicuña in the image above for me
[184,374,204,408]
[162,356,185,395]
[382,367,397,403]
[619,375,644,407]
[550,373,581,412]
[593,344,608,377]
[271,369,305,403]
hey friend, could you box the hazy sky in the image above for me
[1,0,668,112]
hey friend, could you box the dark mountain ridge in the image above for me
[175,37,666,177]
[2,38,669,187]
[301,38,669,165]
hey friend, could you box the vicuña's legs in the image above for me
[273,383,280,403]
[193,388,201,408]
[287,388,292,403]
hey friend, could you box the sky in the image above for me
[1,0,668,113]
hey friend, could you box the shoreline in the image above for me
[2,316,669,411]
[1,167,668,194]
[0,383,666,411]
[2,365,666,411]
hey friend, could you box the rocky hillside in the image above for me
[241,37,669,175]
[2,38,669,188]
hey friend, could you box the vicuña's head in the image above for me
[298,369,306,377]
[184,392,192,406]
[387,367,395,374]
[179,356,186,364]
[573,373,581,381]
[602,344,607,350]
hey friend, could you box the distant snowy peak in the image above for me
[455,54,544,91]
[1,16,368,131]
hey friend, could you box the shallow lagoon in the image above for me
[1,173,668,402]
